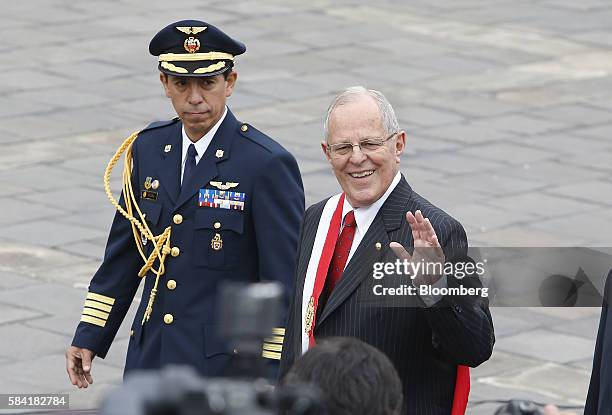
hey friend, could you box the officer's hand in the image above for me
[65,346,95,388]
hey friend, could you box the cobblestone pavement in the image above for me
[1,0,611,412]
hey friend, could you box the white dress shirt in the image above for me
[342,171,401,266]
[341,171,445,305]
[180,106,228,184]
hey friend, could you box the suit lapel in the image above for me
[174,110,237,210]
[155,122,182,205]
[317,177,413,326]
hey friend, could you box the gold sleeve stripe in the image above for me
[193,62,226,74]
[84,300,112,313]
[263,343,283,352]
[264,335,284,344]
[86,292,115,305]
[272,327,286,336]
[158,52,234,62]
[160,62,188,74]
[81,315,106,327]
[262,350,281,360]
[82,308,110,320]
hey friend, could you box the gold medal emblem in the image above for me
[164,144,172,153]
[211,233,223,251]
[215,149,224,158]
[184,37,201,53]
[304,296,315,334]
[144,177,152,190]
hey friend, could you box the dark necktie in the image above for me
[182,143,198,187]
[317,210,357,317]
[327,210,357,291]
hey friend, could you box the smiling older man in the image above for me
[279,87,494,415]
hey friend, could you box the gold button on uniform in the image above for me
[173,214,183,225]
[167,279,177,290]
[171,247,180,257]
[375,242,382,250]
[130,329,135,337]
[163,314,174,325]
[214,222,221,229]
[241,124,248,132]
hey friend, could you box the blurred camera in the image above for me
[101,282,324,415]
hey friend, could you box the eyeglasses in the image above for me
[326,133,397,159]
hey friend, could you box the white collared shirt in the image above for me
[341,171,402,266]
[180,106,228,184]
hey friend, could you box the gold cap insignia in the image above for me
[211,233,223,251]
[210,181,239,190]
[215,149,224,158]
[176,26,208,35]
[164,144,172,153]
[184,37,201,53]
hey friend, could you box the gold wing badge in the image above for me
[175,26,208,35]
[210,181,239,190]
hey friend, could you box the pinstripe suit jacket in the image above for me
[280,176,494,415]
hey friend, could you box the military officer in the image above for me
[65,20,305,388]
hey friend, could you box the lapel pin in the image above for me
[151,179,160,190]
[375,242,382,251]
[164,144,172,153]
[215,149,224,158]
[211,233,223,251]
[144,177,152,190]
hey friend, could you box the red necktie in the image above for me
[327,210,356,291]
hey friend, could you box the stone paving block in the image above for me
[55,240,106,262]
[6,89,112,111]
[548,314,601,339]
[523,132,612,156]
[350,64,435,86]
[573,122,612,141]
[419,121,517,144]
[528,209,612,244]
[547,179,612,205]
[242,77,330,101]
[408,152,503,175]
[504,159,605,185]
[0,302,45,325]
[495,329,595,363]
[459,142,553,164]
[410,53,501,75]
[1,219,105,249]
[0,199,65,227]
[0,283,85,317]
[424,95,522,118]
[0,323,71,361]
[17,186,112,213]
[482,362,591,403]
[484,114,567,136]
[0,69,71,94]
[470,380,583,407]
[410,181,488,210]
[394,105,465,128]
[58,208,115,233]
[0,271,40,290]
[232,105,316,129]
[472,350,541,378]
[470,226,586,247]
[565,151,612,172]
[450,203,540,233]
[431,171,547,197]
[487,192,601,218]
[529,103,612,125]
[573,30,612,48]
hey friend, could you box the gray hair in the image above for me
[323,86,400,140]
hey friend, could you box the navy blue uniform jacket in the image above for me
[72,109,304,376]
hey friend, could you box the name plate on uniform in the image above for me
[199,188,245,211]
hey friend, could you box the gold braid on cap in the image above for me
[104,132,173,325]
[158,52,235,62]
